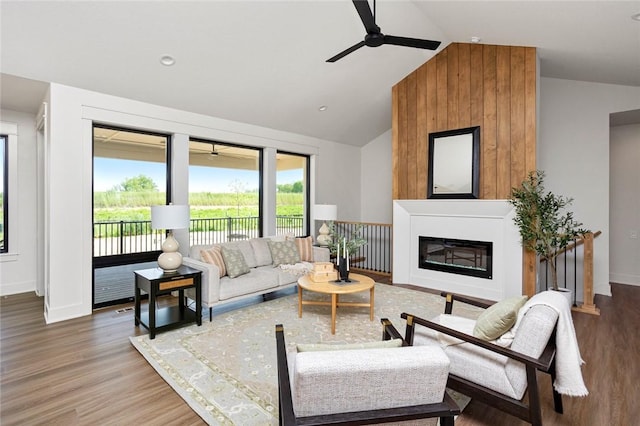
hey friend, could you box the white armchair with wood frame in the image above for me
[275,320,461,425]
[398,290,587,426]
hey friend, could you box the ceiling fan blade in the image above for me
[383,35,441,50]
[353,0,378,34]
[326,41,366,62]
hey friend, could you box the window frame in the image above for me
[0,121,17,259]
[0,134,8,254]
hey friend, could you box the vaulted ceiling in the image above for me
[1,1,639,146]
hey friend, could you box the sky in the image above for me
[93,158,302,193]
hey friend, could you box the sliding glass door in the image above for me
[92,125,170,308]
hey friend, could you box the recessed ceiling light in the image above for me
[470,36,481,44]
[318,105,328,112]
[160,55,176,66]
[632,12,640,21]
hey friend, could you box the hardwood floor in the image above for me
[1,281,638,425]
[0,293,204,425]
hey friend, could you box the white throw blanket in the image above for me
[513,291,589,397]
[279,262,313,276]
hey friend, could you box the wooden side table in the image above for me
[297,272,375,334]
[134,265,202,339]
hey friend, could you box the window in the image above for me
[188,139,261,245]
[276,151,309,236]
[93,126,170,260]
[0,135,7,253]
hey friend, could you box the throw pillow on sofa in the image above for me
[295,236,314,262]
[221,246,251,278]
[228,240,258,268]
[250,238,273,266]
[200,246,226,278]
[268,239,301,266]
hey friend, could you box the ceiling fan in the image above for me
[191,142,219,158]
[327,0,441,63]
[192,143,252,161]
[207,143,219,157]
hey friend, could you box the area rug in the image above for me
[130,283,482,425]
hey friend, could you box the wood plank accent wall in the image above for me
[392,43,537,200]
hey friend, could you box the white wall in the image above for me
[610,123,640,286]
[314,139,361,222]
[538,78,640,296]
[39,83,360,322]
[360,129,392,223]
[0,110,38,296]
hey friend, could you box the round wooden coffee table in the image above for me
[297,273,375,334]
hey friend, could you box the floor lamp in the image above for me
[151,204,190,273]
[314,204,337,246]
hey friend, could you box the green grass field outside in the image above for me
[93,191,304,237]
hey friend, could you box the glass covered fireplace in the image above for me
[419,236,493,279]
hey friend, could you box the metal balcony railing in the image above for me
[93,216,392,275]
[93,215,304,257]
[93,220,165,257]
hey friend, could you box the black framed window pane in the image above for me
[0,135,7,253]
[188,139,262,245]
[276,151,309,237]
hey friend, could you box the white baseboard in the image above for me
[0,279,36,296]
[609,273,640,286]
[44,302,92,324]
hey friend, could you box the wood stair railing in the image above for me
[572,231,600,316]
[541,230,602,261]
[524,231,601,316]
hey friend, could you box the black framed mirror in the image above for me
[427,126,480,199]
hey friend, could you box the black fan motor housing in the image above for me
[365,32,384,47]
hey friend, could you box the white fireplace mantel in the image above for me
[393,199,523,301]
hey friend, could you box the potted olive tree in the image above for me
[509,170,588,296]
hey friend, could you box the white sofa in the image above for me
[183,237,330,320]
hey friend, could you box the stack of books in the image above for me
[308,262,338,282]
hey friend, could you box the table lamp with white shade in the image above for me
[314,204,337,246]
[151,204,190,272]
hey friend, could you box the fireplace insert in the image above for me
[419,236,492,279]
